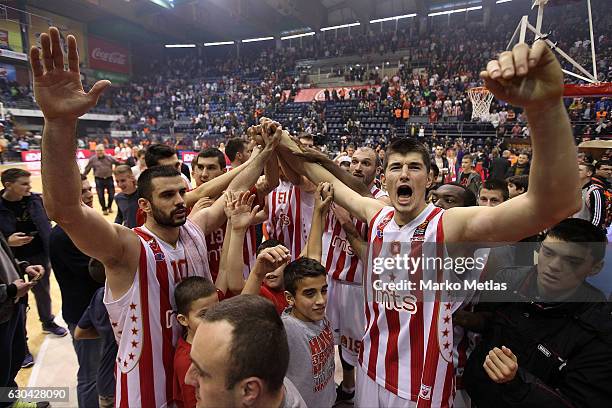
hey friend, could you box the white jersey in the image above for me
[104,223,211,408]
[266,181,314,259]
[361,204,459,407]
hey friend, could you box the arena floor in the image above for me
[3,160,347,407]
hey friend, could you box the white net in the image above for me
[468,87,494,121]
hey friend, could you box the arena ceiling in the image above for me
[22,0,528,45]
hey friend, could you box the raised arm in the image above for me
[241,245,290,296]
[444,42,581,243]
[32,28,139,276]
[300,183,333,261]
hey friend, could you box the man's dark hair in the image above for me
[196,148,226,171]
[595,160,612,170]
[283,257,326,295]
[480,179,509,201]
[507,175,529,192]
[441,182,477,207]
[145,144,177,168]
[546,218,607,263]
[225,138,247,162]
[383,138,431,173]
[1,168,30,186]
[430,162,440,180]
[581,163,596,177]
[203,295,289,392]
[174,276,217,316]
[137,165,182,201]
[257,239,284,256]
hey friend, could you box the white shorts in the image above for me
[355,365,416,408]
[326,278,366,367]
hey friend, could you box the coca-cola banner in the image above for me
[20,149,115,162]
[88,36,130,74]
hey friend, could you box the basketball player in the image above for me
[29,27,280,408]
[272,40,581,407]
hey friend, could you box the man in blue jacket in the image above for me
[0,168,67,368]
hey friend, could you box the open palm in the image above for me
[30,27,110,121]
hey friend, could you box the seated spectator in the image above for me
[464,219,612,408]
[506,175,529,199]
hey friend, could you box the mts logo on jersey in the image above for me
[331,235,355,256]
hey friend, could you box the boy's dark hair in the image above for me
[196,148,226,171]
[595,160,612,170]
[462,154,474,164]
[138,165,182,201]
[430,162,440,180]
[383,138,431,173]
[145,144,177,168]
[257,239,284,256]
[442,182,477,207]
[480,179,509,201]
[204,295,289,392]
[546,218,607,263]
[283,257,326,295]
[174,276,217,316]
[225,138,247,162]
[1,168,30,186]
[507,174,529,192]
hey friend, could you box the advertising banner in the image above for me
[21,149,115,162]
[0,20,23,53]
[0,63,17,81]
[293,85,378,102]
[180,151,198,164]
[88,36,130,74]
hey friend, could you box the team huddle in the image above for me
[27,26,602,408]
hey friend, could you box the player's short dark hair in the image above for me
[88,258,106,284]
[430,162,440,179]
[383,138,431,173]
[145,144,177,168]
[203,295,289,392]
[174,276,217,316]
[283,257,327,295]
[1,168,30,186]
[196,148,226,170]
[137,165,182,201]
[595,160,612,170]
[225,138,247,162]
[546,218,607,263]
[580,162,596,176]
[507,175,529,192]
[480,179,509,201]
[257,239,284,256]
[441,182,477,207]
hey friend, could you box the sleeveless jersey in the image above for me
[360,204,459,407]
[206,224,257,283]
[104,223,211,408]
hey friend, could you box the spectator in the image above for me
[572,162,607,231]
[478,179,509,207]
[83,144,120,215]
[113,165,139,228]
[430,182,477,209]
[506,174,529,198]
[488,148,510,181]
[505,152,530,178]
[457,154,482,197]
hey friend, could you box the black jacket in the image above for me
[489,157,511,180]
[505,163,531,178]
[0,234,28,323]
[464,267,612,408]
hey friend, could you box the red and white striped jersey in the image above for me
[370,185,388,200]
[104,223,211,408]
[360,204,460,407]
[265,181,315,259]
[321,209,367,283]
[206,224,257,283]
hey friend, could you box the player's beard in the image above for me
[151,204,187,227]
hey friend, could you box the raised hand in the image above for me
[192,196,214,213]
[7,232,33,247]
[480,41,563,111]
[254,245,291,278]
[227,191,260,231]
[315,182,333,215]
[30,27,111,122]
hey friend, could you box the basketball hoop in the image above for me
[468,87,494,121]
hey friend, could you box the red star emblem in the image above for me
[131,340,139,348]
[117,357,122,363]
[129,353,135,360]
[445,303,451,310]
[111,322,118,328]
[442,329,449,337]
[131,328,139,335]
[123,360,128,367]
[130,315,138,323]
[129,303,137,310]
[443,315,451,324]
[118,330,122,335]
[443,341,450,350]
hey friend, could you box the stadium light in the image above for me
[496,0,512,3]
[369,14,417,24]
[164,44,196,48]
[204,41,235,46]
[428,6,482,17]
[320,22,360,32]
[241,36,275,43]
[280,32,316,40]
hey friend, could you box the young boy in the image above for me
[282,257,335,408]
[172,276,220,408]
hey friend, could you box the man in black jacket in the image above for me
[464,219,612,408]
[488,148,510,181]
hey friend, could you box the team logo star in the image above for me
[442,328,449,337]
[129,353,135,360]
[443,341,450,350]
[131,327,139,335]
[129,303,137,310]
[443,315,451,324]
[131,340,139,348]
[130,315,138,323]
